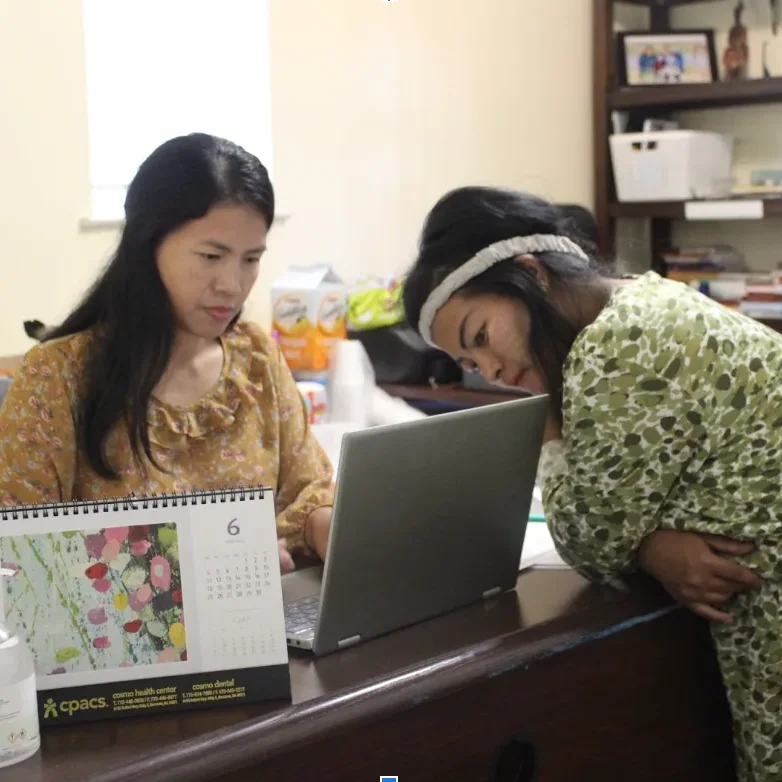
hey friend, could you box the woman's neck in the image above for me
[154,329,225,407]
[584,278,618,326]
[168,330,219,371]
[557,278,614,334]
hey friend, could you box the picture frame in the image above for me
[616,30,718,87]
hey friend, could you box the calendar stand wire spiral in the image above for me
[0,485,271,520]
[0,485,291,725]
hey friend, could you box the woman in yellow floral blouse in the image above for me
[0,133,334,572]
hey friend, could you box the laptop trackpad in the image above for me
[282,565,323,604]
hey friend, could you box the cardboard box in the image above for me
[271,265,347,380]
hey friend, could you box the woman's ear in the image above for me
[514,255,550,291]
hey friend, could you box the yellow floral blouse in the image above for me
[0,322,334,551]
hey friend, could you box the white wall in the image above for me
[0,0,118,354]
[0,0,594,355]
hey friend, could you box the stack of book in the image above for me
[663,247,782,322]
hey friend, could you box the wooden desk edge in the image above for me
[87,586,676,782]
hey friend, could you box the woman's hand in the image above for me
[638,529,762,624]
[278,538,295,574]
[304,506,332,562]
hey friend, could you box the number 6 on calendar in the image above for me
[227,518,240,536]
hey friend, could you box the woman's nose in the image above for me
[213,262,242,295]
[478,358,502,384]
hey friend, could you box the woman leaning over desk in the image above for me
[0,133,334,573]
[403,185,782,782]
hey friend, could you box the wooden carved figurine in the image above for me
[724,1,749,79]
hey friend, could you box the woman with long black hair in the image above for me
[403,185,781,781]
[0,133,333,570]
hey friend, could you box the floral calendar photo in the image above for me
[0,489,290,725]
[4,522,187,674]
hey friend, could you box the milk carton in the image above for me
[271,265,347,380]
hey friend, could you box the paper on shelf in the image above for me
[684,200,763,221]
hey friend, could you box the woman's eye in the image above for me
[245,256,261,264]
[198,252,222,261]
[474,325,487,347]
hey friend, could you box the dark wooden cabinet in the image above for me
[10,570,735,782]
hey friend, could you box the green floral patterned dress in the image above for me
[540,271,782,781]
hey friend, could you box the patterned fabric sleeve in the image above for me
[269,342,335,552]
[542,345,706,583]
[0,345,77,506]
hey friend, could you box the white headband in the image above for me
[418,234,589,346]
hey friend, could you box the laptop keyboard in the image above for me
[285,594,321,635]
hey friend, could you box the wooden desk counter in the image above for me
[8,570,735,782]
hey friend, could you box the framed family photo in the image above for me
[616,30,718,87]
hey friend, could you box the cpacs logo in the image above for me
[43,696,109,719]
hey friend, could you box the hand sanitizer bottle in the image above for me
[0,567,40,768]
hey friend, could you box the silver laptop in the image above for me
[283,394,548,656]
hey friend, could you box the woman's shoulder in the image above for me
[20,331,95,378]
[585,271,740,345]
[571,272,780,391]
[603,271,695,323]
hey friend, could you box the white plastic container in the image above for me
[0,568,40,768]
[326,339,374,427]
[610,130,734,202]
[296,381,327,424]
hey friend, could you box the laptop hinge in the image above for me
[482,586,502,599]
[337,634,361,649]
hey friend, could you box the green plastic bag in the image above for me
[346,276,405,331]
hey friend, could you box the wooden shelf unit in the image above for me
[593,0,782,266]
[610,76,782,111]
[608,198,782,219]
[618,0,740,7]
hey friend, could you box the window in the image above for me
[82,0,273,222]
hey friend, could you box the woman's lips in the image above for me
[205,307,235,322]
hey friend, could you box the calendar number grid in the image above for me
[203,550,277,663]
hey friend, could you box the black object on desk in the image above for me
[348,324,461,386]
[381,382,529,415]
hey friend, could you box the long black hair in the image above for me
[46,133,275,479]
[403,187,605,420]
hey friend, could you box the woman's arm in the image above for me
[269,343,335,557]
[542,350,706,582]
[542,350,762,618]
[0,345,77,505]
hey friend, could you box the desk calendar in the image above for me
[204,549,279,666]
[0,488,291,725]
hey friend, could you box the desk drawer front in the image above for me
[223,610,735,781]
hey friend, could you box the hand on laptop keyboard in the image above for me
[279,538,295,574]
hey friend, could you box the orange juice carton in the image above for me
[271,265,347,380]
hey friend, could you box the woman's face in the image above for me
[156,202,268,340]
[431,291,547,394]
